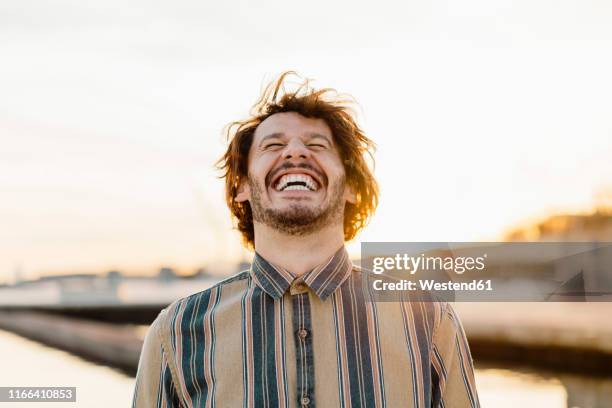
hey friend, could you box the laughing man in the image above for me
[132,72,480,408]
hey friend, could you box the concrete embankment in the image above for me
[455,302,612,374]
[1,302,611,375]
[0,310,143,375]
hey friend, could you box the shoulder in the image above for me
[169,269,250,313]
[152,270,251,332]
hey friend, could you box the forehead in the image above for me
[253,112,333,142]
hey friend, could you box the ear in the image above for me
[344,184,357,205]
[234,180,251,203]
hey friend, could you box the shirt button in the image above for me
[301,396,310,406]
[298,329,308,339]
[290,281,309,295]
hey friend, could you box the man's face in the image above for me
[235,111,355,236]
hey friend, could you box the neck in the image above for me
[253,222,345,276]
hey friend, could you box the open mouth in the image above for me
[273,173,320,192]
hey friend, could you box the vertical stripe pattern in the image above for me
[133,247,480,408]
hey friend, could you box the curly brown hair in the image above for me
[216,72,379,248]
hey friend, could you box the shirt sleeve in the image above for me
[132,311,182,408]
[430,303,480,408]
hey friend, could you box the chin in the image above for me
[275,204,320,216]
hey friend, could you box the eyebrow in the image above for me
[258,132,332,147]
[307,133,332,144]
[259,133,284,147]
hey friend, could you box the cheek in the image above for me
[321,156,346,182]
[312,148,340,168]
[249,155,276,184]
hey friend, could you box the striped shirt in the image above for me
[132,246,480,407]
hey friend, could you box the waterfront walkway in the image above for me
[1,302,611,374]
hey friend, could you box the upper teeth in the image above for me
[275,173,318,192]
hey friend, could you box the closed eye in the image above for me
[308,143,327,149]
[264,143,285,149]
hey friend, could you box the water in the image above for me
[1,329,610,408]
[0,330,134,408]
[476,364,612,408]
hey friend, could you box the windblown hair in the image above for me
[216,71,379,248]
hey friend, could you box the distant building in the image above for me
[505,207,612,298]
[106,270,123,288]
[37,274,95,283]
[158,267,177,281]
[506,208,612,242]
[186,267,211,280]
[106,270,123,280]
[30,274,121,305]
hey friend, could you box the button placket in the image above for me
[292,291,315,407]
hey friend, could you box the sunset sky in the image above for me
[1,0,611,282]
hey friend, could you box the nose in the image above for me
[282,138,310,161]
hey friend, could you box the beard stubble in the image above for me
[248,173,346,236]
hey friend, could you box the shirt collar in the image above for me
[250,246,353,301]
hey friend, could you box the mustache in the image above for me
[265,163,327,187]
